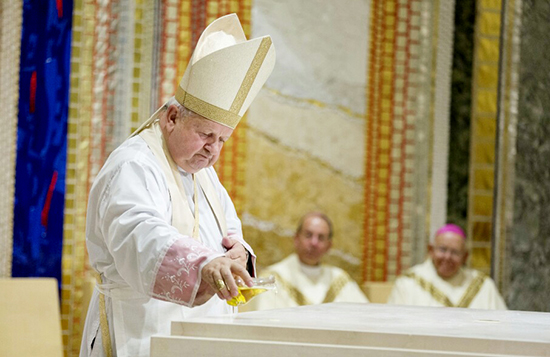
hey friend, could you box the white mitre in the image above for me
[175,13,275,129]
[133,13,275,135]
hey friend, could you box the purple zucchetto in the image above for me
[435,224,466,239]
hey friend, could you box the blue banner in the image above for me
[12,0,73,283]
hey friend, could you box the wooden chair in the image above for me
[363,281,394,304]
[0,278,63,357]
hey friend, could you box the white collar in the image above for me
[299,259,323,281]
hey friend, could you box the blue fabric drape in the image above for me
[12,0,73,283]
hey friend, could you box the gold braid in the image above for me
[457,274,487,308]
[267,270,352,305]
[266,271,311,306]
[95,272,112,357]
[405,272,454,307]
[323,273,351,303]
[405,271,488,308]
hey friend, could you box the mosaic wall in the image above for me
[245,0,455,283]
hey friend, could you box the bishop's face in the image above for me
[162,105,233,173]
[429,232,468,279]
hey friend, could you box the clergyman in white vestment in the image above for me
[387,224,507,309]
[246,212,369,310]
[80,14,276,357]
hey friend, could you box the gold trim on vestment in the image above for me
[267,269,352,306]
[405,272,453,307]
[192,174,200,239]
[405,271,487,308]
[230,37,272,114]
[96,273,113,357]
[175,87,241,129]
[267,271,310,306]
[323,273,351,303]
[457,274,487,308]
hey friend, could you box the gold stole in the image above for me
[133,117,228,238]
[405,272,487,308]
[266,271,351,306]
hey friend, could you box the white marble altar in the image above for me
[151,303,550,356]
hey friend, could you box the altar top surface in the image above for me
[172,302,550,343]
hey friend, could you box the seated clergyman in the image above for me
[246,212,369,310]
[387,224,507,309]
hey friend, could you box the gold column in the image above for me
[468,0,502,273]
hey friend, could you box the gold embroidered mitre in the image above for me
[175,13,276,129]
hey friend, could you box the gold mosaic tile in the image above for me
[475,89,497,113]
[473,142,495,164]
[477,64,499,88]
[480,0,502,10]
[473,194,494,216]
[474,116,496,138]
[243,133,364,265]
[479,11,501,36]
[473,168,494,190]
[471,247,491,269]
[473,221,492,242]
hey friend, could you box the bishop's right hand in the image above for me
[193,256,253,306]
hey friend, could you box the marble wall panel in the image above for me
[506,0,550,312]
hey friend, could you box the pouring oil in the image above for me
[227,287,268,306]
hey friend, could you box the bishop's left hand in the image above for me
[222,236,249,270]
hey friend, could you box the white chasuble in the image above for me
[387,259,507,310]
[246,253,369,311]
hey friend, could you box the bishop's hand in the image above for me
[222,236,249,269]
[196,256,253,304]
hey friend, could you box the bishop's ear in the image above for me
[160,104,180,132]
[166,104,180,125]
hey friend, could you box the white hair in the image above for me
[163,96,179,108]
[162,96,195,120]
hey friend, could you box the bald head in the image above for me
[295,212,333,239]
[294,212,333,266]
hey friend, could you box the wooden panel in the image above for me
[363,281,394,303]
[0,278,63,357]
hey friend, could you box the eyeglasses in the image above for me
[434,246,464,259]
